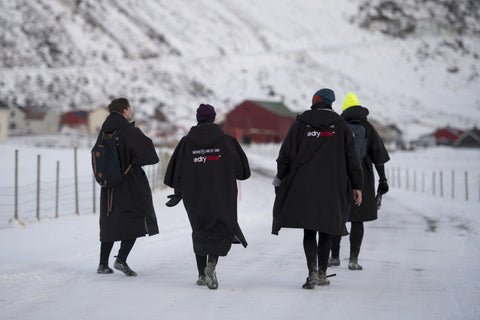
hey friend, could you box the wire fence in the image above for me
[0,148,171,228]
[387,167,480,201]
[2,146,478,228]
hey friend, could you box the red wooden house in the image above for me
[222,100,297,143]
[433,127,464,145]
[62,111,88,129]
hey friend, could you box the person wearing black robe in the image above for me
[329,93,390,271]
[272,88,363,289]
[164,104,250,289]
[96,98,159,276]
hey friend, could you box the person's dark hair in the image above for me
[108,98,130,114]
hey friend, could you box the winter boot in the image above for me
[97,264,113,274]
[302,269,320,289]
[114,259,137,276]
[204,262,218,290]
[348,257,363,270]
[196,274,207,286]
[328,256,340,267]
[317,270,330,286]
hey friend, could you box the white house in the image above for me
[24,106,60,134]
[9,105,60,134]
[8,105,28,134]
[0,100,9,143]
[88,106,109,136]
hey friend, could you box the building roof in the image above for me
[433,127,463,138]
[64,110,88,119]
[0,100,8,109]
[248,100,297,118]
[16,105,53,120]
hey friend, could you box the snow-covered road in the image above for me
[1,147,479,320]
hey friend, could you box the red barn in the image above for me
[62,111,88,129]
[433,127,464,145]
[222,100,297,143]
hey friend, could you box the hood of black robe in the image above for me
[187,123,224,147]
[101,112,132,133]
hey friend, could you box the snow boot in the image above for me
[317,270,330,286]
[302,269,320,289]
[97,264,113,274]
[328,256,340,267]
[204,262,218,290]
[114,259,137,276]
[348,257,363,270]
[196,274,207,286]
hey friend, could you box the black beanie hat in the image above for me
[196,104,216,123]
[312,88,335,106]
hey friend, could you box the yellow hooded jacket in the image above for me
[342,93,360,111]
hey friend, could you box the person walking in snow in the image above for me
[272,88,364,289]
[96,98,159,276]
[164,104,250,290]
[328,93,390,270]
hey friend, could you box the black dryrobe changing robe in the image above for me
[272,108,364,236]
[164,123,250,256]
[99,112,159,242]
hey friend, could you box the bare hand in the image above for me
[353,189,362,206]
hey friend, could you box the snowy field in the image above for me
[1,143,480,320]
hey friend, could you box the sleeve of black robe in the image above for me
[128,127,159,166]
[276,120,301,180]
[164,136,187,189]
[229,136,251,181]
[366,123,390,165]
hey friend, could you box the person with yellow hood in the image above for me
[272,88,364,289]
[328,93,390,270]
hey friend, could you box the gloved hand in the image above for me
[166,194,182,207]
[377,180,389,195]
[272,176,282,194]
[272,176,282,187]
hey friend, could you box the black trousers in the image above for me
[331,222,364,259]
[99,238,136,265]
[303,230,331,273]
[195,254,218,276]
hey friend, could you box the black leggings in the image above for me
[195,254,219,276]
[330,222,364,259]
[99,238,136,265]
[303,230,331,273]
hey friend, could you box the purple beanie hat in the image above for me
[196,104,216,122]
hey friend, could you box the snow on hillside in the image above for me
[1,0,479,141]
[0,143,479,320]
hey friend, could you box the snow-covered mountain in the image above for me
[1,0,479,140]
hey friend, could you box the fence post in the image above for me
[14,149,18,221]
[452,170,455,199]
[440,171,443,198]
[406,168,409,190]
[74,147,79,215]
[413,170,417,192]
[391,167,395,188]
[156,160,161,189]
[465,171,469,201]
[56,161,59,218]
[36,154,41,220]
[397,168,401,189]
[422,172,425,193]
[432,171,436,196]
